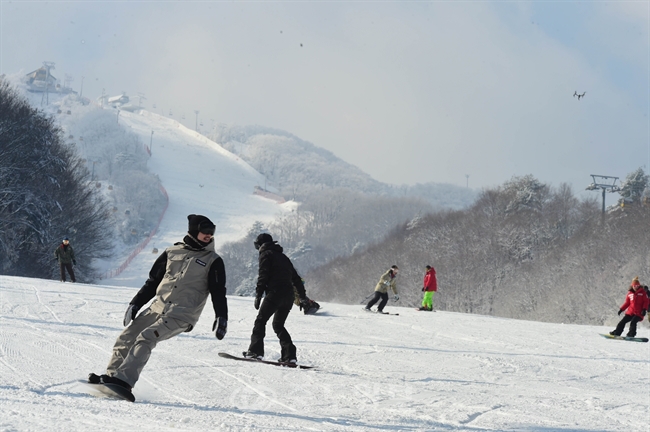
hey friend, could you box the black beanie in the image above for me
[187,214,215,237]
[254,233,274,250]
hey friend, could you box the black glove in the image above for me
[643,310,647,317]
[617,309,623,316]
[73,260,77,266]
[212,317,227,340]
[254,296,262,310]
[299,298,310,311]
[123,304,140,326]
[422,287,425,292]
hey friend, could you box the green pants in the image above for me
[422,291,435,309]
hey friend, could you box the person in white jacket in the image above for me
[365,265,399,313]
[88,215,228,401]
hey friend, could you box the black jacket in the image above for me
[256,242,305,300]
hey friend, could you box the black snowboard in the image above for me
[218,352,315,369]
[363,308,398,315]
[84,381,135,402]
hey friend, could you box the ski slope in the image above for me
[1,275,648,431]
[99,108,294,287]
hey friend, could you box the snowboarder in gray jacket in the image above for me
[88,215,228,400]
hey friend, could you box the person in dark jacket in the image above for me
[88,215,228,401]
[244,233,309,363]
[54,237,76,282]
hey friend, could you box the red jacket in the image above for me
[423,268,437,292]
[620,288,649,319]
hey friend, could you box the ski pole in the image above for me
[359,292,374,304]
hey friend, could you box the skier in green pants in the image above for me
[418,265,437,311]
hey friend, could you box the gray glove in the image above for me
[123,304,140,327]
[212,317,227,340]
[393,294,399,301]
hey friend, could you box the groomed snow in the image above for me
[1,275,648,431]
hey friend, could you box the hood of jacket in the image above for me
[259,241,283,254]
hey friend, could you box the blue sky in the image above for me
[1,1,648,197]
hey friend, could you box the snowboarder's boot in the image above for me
[242,350,262,360]
[88,373,101,384]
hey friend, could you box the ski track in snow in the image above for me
[1,276,649,431]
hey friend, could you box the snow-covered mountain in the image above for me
[1,275,646,431]
[5,76,293,287]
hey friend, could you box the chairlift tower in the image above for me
[64,74,74,91]
[41,61,56,106]
[585,174,621,214]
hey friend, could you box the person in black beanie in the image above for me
[88,214,228,401]
[243,233,309,363]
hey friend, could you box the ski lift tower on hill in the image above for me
[586,174,621,214]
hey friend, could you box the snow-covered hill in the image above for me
[3,75,291,287]
[101,108,294,287]
[1,275,647,431]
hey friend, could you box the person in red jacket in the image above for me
[609,276,649,338]
[418,265,438,311]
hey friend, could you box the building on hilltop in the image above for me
[24,63,75,95]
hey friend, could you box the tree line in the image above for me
[305,173,650,326]
[0,79,113,280]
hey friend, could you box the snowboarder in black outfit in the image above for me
[244,233,309,363]
[88,215,228,401]
[54,237,76,282]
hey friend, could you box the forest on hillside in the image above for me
[0,80,113,279]
[220,189,433,296]
[209,124,477,210]
[306,174,650,326]
[0,79,166,280]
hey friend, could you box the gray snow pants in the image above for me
[106,308,191,387]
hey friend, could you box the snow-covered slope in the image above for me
[98,108,294,287]
[1,275,647,431]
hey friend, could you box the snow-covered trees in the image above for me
[219,189,432,294]
[209,124,477,210]
[305,175,650,326]
[0,79,112,279]
[618,167,649,204]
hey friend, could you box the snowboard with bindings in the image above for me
[363,308,398,315]
[218,352,315,369]
[304,305,321,315]
[83,381,135,402]
[599,333,648,343]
